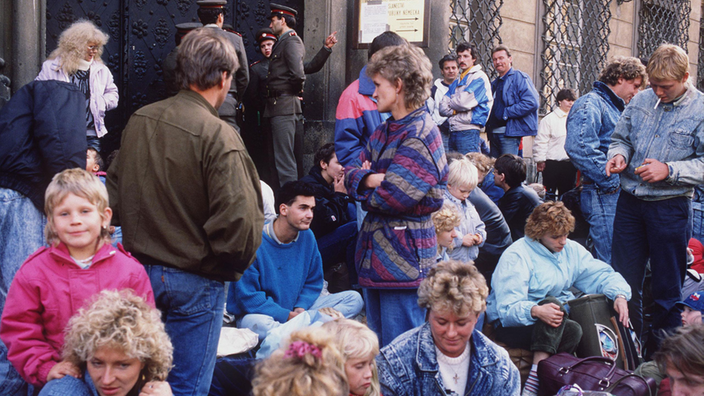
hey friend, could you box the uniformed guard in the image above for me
[264,3,305,186]
[197,0,249,132]
[162,22,202,98]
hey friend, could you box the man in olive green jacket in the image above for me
[107,28,263,396]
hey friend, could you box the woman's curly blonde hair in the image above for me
[323,319,381,396]
[417,260,488,318]
[252,327,348,396]
[366,44,433,110]
[62,290,173,382]
[524,201,575,240]
[50,20,109,75]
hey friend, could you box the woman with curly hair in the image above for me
[376,260,520,395]
[251,327,347,396]
[345,43,449,348]
[39,290,173,396]
[36,20,118,150]
[486,201,631,396]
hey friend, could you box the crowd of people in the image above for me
[1,2,704,396]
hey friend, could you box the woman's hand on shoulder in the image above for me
[46,360,81,382]
[139,381,173,396]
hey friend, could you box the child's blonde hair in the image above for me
[44,168,111,246]
[447,158,478,191]
[323,319,381,396]
[252,327,348,396]
[432,203,462,253]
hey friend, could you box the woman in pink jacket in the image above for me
[0,169,153,389]
[35,20,118,151]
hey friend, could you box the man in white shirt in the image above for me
[427,54,458,152]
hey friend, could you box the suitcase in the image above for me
[567,294,642,370]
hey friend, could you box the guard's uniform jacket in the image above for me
[264,29,305,117]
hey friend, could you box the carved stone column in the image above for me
[11,0,44,92]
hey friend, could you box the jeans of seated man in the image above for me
[449,129,482,155]
[144,265,225,396]
[488,127,521,157]
[580,183,618,264]
[612,192,691,358]
[237,290,364,341]
[317,221,358,291]
[0,188,46,396]
[693,199,703,245]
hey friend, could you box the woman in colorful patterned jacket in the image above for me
[345,44,448,347]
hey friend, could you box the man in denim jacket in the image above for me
[564,57,646,264]
[606,44,704,357]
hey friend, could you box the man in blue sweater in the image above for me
[227,181,363,340]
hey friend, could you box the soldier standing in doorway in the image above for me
[265,3,305,187]
[197,0,249,132]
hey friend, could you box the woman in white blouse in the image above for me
[533,88,577,200]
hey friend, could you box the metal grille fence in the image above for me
[638,0,690,60]
[697,3,704,90]
[449,0,503,79]
[540,0,611,115]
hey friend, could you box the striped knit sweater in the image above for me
[346,107,448,288]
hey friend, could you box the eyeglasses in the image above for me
[87,45,99,52]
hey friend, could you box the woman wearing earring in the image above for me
[36,19,118,151]
[39,290,173,396]
[345,44,449,347]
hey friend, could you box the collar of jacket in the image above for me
[523,236,563,262]
[460,64,483,81]
[178,89,220,117]
[592,81,625,112]
[415,322,502,373]
[358,65,375,96]
[444,188,465,205]
[49,241,118,268]
[386,106,427,129]
[307,164,333,187]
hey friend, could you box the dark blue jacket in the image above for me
[0,80,86,210]
[489,68,540,137]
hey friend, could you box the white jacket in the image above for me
[36,57,119,138]
[533,107,569,162]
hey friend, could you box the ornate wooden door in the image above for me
[45,0,304,155]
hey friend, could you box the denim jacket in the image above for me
[377,323,520,396]
[565,81,625,191]
[608,83,704,200]
[489,68,539,138]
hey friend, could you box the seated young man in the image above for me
[299,143,358,290]
[227,181,363,340]
[493,153,542,241]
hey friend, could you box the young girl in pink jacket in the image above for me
[0,169,154,388]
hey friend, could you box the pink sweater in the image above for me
[0,243,154,386]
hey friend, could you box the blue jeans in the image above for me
[38,371,95,396]
[488,128,521,157]
[363,288,426,347]
[612,192,691,345]
[86,135,100,151]
[0,188,45,396]
[693,199,703,244]
[580,183,618,264]
[449,129,482,155]
[145,265,225,396]
[237,290,364,340]
[317,221,358,287]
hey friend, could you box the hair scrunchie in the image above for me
[284,340,322,360]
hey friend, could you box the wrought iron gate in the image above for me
[638,0,690,59]
[46,0,304,155]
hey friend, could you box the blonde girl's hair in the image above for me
[62,289,173,382]
[49,20,109,75]
[447,158,478,191]
[252,327,348,396]
[322,319,381,396]
[44,168,111,246]
[432,203,462,253]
